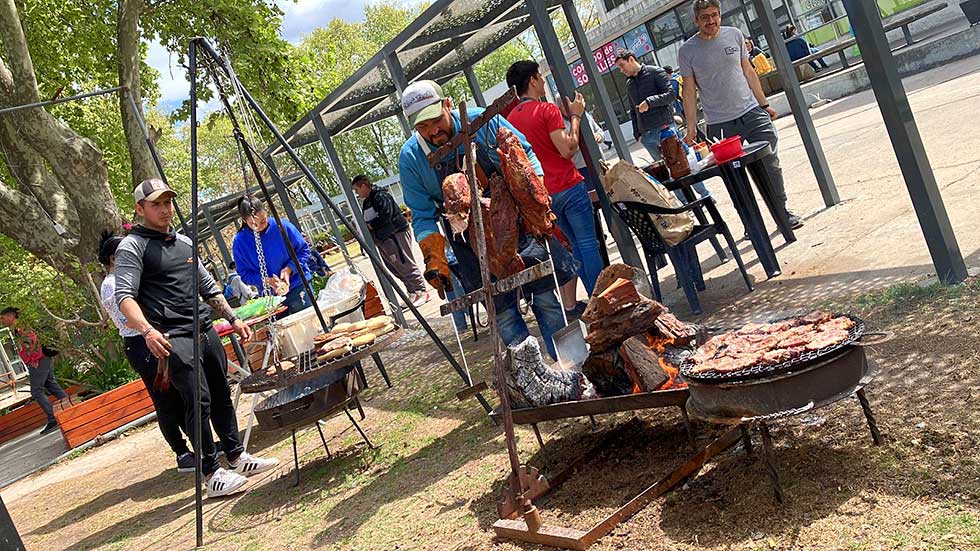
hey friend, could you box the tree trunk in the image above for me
[117,0,157,185]
[0,0,121,278]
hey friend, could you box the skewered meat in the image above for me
[688,312,857,375]
[497,127,555,238]
[488,174,525,278]
[442,173,471,235]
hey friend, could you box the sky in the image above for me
[148,0,370,114]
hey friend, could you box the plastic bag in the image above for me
[316,267,366,314]
[600,160,695,246]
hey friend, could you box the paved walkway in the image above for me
[0,427,67,488]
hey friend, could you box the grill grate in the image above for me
[680,314,866,383]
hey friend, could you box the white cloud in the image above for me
[277,0,369,44]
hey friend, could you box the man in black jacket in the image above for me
[115,179,279,498]
[353,175,430,307]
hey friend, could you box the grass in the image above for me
[324,240,362,268]
[843,276,980,315]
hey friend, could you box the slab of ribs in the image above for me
[688,311,856,375]
[441,173,471,235]
[497,127,555,239]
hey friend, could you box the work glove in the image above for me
[419,233,452,299]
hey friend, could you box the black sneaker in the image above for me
[564,301,588,320]
[40,421,59,435]
[177,452,196,473]
[787,212,805,229]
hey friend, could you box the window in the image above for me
[603,0,629,11]
[677,5,697,36]
[656,41,683,72]
[650,11,683,47]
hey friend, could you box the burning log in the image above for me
[585,298,665,354]
[581,350,634,397]
[501,336,596,407]
[582,277,642,323]
[620,336,669,392]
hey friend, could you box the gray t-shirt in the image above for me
[677,26,759,124]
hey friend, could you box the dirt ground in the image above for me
[5,57,980,551]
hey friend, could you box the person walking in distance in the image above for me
[115,179,279,498]
[352,175,430,308]
[0,307,68,435]
[505,59,603,300]
[678,0,804,229]
[98,231,196,473]
[615,50,711,200]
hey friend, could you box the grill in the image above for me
[680,313,866,383]
[254,367,356,432]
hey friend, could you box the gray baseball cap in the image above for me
[133,178,176,203]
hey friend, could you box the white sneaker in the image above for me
[206,468,247,498]
[411,291,430,308]
[229,452,280,477]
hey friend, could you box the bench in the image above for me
[0,385,82,445]
[54,379,153,449]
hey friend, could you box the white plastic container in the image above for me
[273,308,320,359]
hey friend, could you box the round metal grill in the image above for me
[680,314,866,383]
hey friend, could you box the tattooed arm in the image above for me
[205,294,252,343]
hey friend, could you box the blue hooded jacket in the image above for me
[232,218,312,293]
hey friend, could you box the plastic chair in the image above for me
[613,198,753,315]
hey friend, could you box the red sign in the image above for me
[602,41,619,70]
[592,49,608,73]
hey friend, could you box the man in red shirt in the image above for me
[505,60,604,304]
[1,307,68,434]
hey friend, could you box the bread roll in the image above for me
[352,333,376,347]
[318,343,352,361]
[376,323,396,336]
[331,322,355,333]
[348,320,369,332]
[365,316,393,330]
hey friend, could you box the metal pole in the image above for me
[264,154,303,228]
[195,38,490,411]
[562,1,631,163]
[752,0,840,208]
[0,496,26,551]
[312,119,408,326]
[463,66,487,108]
[385,54,414,138]
[0,86,126,115]
[187,39,204,549]
[202,205,234,268]
[842,0,967,284]
[395,111,412,137]
[535,0,643,268]
[125,93,190,235]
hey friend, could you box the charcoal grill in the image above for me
[683,330,892,502]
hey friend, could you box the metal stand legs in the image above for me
[291,430,300,487]
[856,388,883,446]
[345,408,374,449]
[316,422,332,459]
[759,423,784,503]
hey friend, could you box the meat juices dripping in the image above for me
[441,173,471,235]
[497,127,556,239]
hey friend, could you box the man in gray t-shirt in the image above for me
[678,0,803,229]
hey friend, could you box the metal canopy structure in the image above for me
[263,0,565,157]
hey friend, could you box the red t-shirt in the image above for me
[506,99,584,195]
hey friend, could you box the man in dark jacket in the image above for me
[352,176,430,307]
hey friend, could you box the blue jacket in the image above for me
[232,218,312,292]
[786,37,811,62]
[398,107,542,242]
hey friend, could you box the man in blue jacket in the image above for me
[398,80,577,361]
[232,195,314,315]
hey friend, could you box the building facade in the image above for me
[557,0,929,128]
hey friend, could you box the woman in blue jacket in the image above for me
[232,195,313,315]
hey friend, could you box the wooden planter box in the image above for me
[0,385,82,445]
[54,380,154,449]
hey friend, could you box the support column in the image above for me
[843,0,966,284]
[562,1,630,163]
[533,0,642,268]
[203,205,234,269]
[264,154,303,228]
[463,66,487,108]
[385,53,414,138]
[312,115,407,324]
[752,0,839,208]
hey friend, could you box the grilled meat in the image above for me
[497,127,555,238]
[442,173,471,235]
[487,174,525,278]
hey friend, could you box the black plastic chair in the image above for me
[613,198,753,315]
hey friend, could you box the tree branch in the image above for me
[0,0,41,105]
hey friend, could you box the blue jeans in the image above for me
[496,289,564,361]
[640,127,711,200]
[282,284,312,316]
[551,183,603,296]
[445,272,468,331]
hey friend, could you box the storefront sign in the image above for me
[624,25,653,55]
[571,60,589,87]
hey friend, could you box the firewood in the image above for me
[585,298,665,353]
[581,350,634,397]
[582,277,642,323]
[592,263,655,300]
[620,336,669,392]
[653,311,697,346]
